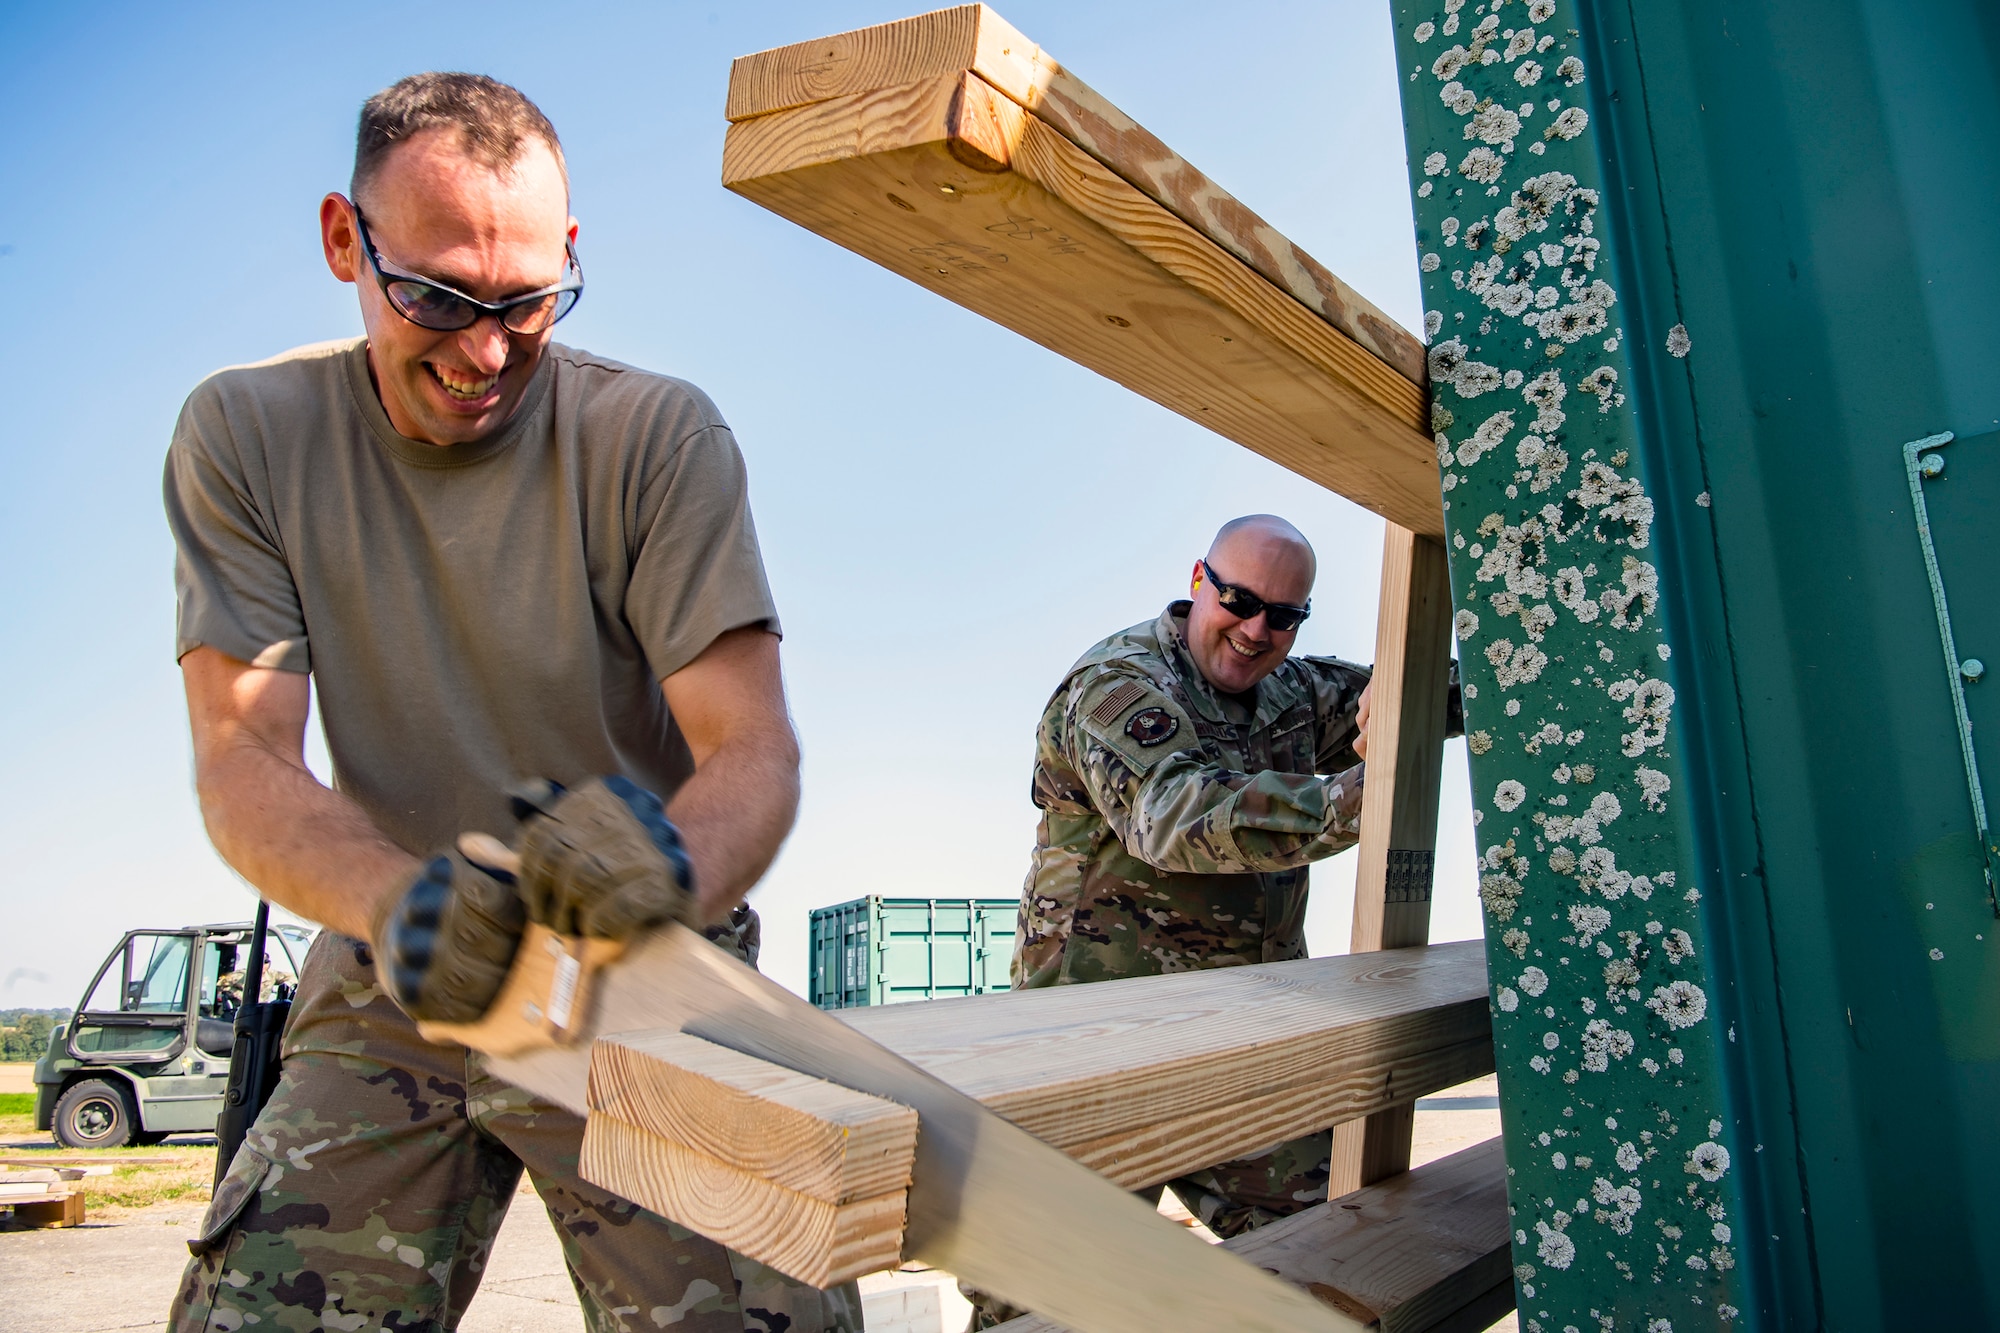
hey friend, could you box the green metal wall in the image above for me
[1388,1,2000,1328]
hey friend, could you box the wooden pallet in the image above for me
[1,1190,86,1229]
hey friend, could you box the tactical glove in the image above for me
[510,775,697,939]
[372,841,527,1025]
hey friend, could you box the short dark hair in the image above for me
[351,72,567,205]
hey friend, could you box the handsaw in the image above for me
[424,911,1358,1333]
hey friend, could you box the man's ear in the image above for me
[320,194,360,284]
[1189,558,1205,595]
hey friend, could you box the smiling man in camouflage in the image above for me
[1002,513,1462,1285]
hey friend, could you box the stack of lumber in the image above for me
[721,4,1441,536]
[0,1167,86,1228]
[991,1139,1513,1333]
[585,1032,919,1286]
[578,941,1489,1286]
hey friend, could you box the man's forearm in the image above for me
[198,739,417,942]
[665,724,800,924]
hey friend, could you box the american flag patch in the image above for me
[1089,680,1147,726]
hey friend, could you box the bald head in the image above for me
[1206,514,1317,587]
[1185,514,1317,694]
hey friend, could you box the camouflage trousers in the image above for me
[170,931,860,1333]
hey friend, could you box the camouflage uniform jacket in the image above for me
[1015,601,1371,987]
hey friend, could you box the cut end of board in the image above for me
[581,1032,919,1287]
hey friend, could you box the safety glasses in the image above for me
[1201,560,1311,631]
[354,207,583,335]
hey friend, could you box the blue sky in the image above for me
[0,1,1475,1008]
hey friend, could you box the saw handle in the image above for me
[459,830,522,877]
[417,833,625,1056]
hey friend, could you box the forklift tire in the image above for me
[53,1078,138,1150]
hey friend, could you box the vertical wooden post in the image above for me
[1327,523,1454,1195]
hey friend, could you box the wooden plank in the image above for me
[833,940,1489,1190]
[482,923,1362,1333]
[725,5,1426,386]
[571,945,1484,1288]
[1332,525,1459,1195]
[577,944,1487,1206]
[580,1112,910,1287]
[1054,1033,1491,1190]
[992,1138,1512,1333]
[589,1030,919,1204]
[721,69,1444,537]
[1350,527,1457,954]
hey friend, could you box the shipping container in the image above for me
[807,896,1020,1010]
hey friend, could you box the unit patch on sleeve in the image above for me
[1126,706,1180,746]
[1089,680,1148,726]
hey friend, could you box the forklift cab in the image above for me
[36,921,314,1147]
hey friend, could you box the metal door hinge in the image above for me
[1901,430,1999,914]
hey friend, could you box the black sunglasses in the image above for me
[1201,560,1312,631]
[353,207,583,335]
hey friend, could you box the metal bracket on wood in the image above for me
[1384,849,1436,904]
[1900,430,1999,915]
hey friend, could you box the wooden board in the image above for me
[580,1111,910,1287]
[1332,526,1459,1195]
[721,67,1443,537]
[583,1030,921,1284]
[725,4,1425,387]
[590,1030,919,1205]
[478,922,1360,1333]
[837,940,1490,1191]
[992,1138,1512,1333]
[572,941,1485,1232]
[571,942,1485,1286]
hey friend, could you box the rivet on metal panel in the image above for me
[1920,452,1947,479]
[1963,660,1986,682]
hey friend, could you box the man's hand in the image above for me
[512,776,696,937]
[1353,680,1374,761]
[372,838,527,1024]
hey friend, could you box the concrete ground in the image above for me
[0,1071,1511,1333]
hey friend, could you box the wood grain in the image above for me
[580,1110,910,1287]
[721,70,1443,537]
[835,940,1490,1189]
[992,1138,1513,1333]
[488,923,1362,1333]
[725,5,1426,384]
[567,938,1483,1292]
[589,1030,919,1204]
[1331,527,1459,1195]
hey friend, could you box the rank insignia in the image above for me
[1126,707,1179,746]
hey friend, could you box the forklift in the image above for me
[31,920,313,1148]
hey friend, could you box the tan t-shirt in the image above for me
[164,338,780,856]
